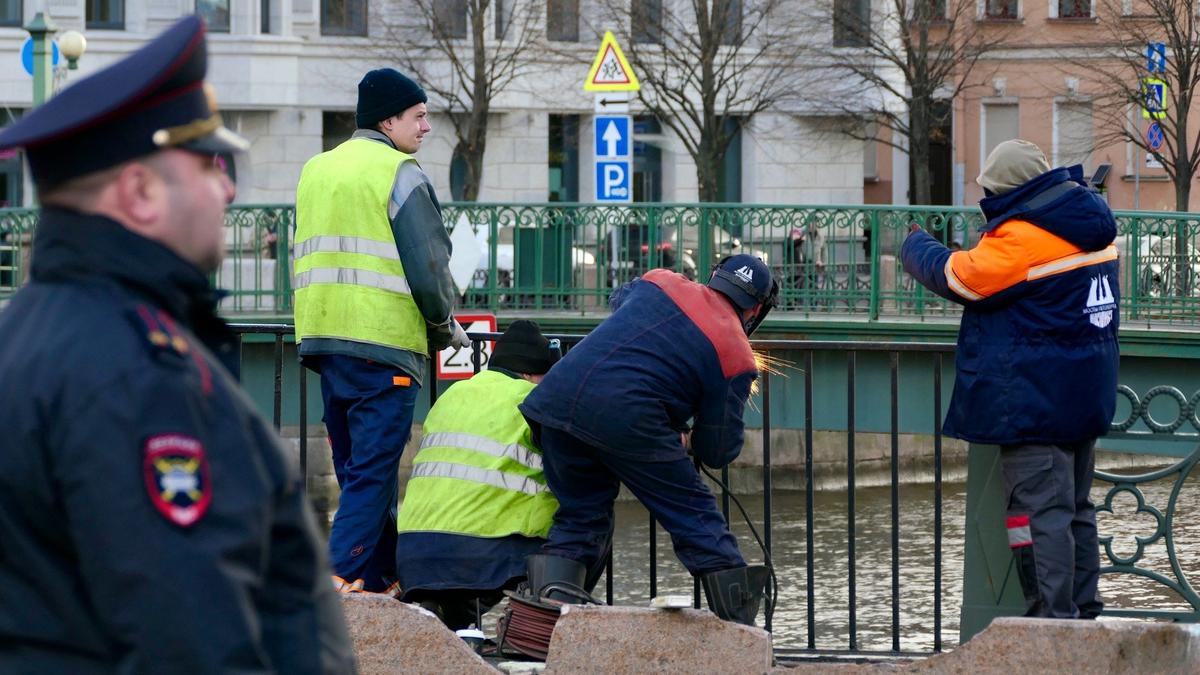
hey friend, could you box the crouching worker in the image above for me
[396,320,587,630]
[518,255,779,626]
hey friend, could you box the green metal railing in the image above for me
[3,203,1198,323]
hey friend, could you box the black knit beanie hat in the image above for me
[356,68,427,129]
[490,320,559,375]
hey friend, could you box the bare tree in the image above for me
[594,0,805,202]
[376,0,539,201]
[1085,0,1200,211]
[821,0,1007,204]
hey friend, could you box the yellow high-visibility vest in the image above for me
[398,370,558,538]
[294,138,426,355]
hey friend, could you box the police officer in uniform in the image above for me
[0,17,355,672]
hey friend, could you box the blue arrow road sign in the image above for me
[596,160,631,202]
[1146,42,1166,73]
[1147,122,1165,152]
[595,115,631,158]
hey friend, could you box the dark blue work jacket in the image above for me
[901,166,1120,445]
[520,269,758,468]
[0,209,353,673]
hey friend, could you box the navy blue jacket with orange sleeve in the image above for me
[901,165,1120,445]
[519,269,758,468]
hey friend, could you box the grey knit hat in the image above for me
[977,139,1051,195]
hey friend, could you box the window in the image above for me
[86,0,124,30]
[1057,0,1090,17]
[923,0,947,20]
[632,0,662,44]
[262,0,274,33]
[547,0,578,42]
[718,0,742,45]
[548,114,580,202]
[321,0,366,36]
[982,102,1019,166]
[718,118,743,203]
[322,111,357,152]
[1054,102,1093,170]
[197,0,230,33]
[984,0,1018,19]
[0,109,22,209]
[495,0,509,39]
[633,116,663,202]
[434,0,468,39]
[833,0,870,47]
[0,0,20,28]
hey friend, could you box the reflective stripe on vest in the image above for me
[293,138,426,354]
[418,431,544,471]
[397,370,558,539]
[410,460,546,497]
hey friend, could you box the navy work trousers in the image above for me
[536,424,744,575]
[1001,440,1103,619]
[319,354,420,592]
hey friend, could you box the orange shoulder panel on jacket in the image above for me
[642,269,757,379]
[946,220,1084,300]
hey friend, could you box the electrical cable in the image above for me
[698,463,779,628]
[497,583,600,660]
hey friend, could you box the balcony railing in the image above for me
[4,203,1199,325]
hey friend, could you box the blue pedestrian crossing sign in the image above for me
[595,116,631,158]
[1142,78,1168,119]
[596,161,631,202]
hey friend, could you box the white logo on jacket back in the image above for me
[734,266,754,283]
[1084,275,1116,328]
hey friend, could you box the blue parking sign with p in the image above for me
[596,161,631,202]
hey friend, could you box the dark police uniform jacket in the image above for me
[901,165,1119,446]
[0,209,355,674]
[520,269,758,468]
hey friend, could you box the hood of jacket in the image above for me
[978,164,1116,252]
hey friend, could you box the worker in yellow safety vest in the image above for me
[396,320,602,630]
[294,68,470,595]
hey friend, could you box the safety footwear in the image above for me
[700,565,769,626]
[525,554,588,603]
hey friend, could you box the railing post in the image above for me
[278,207,293,312]
[869,210,881,320]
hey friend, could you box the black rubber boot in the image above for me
[700,565,769,626]
[525,554,588,603]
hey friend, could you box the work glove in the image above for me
[449,317,471,349]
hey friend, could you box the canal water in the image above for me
[602,462,1199,652]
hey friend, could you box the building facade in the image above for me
[0,0,867,208]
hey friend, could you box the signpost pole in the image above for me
[25,12,57,108]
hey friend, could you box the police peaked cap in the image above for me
[0,15,249,192]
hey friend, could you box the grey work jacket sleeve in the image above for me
[389,161,458,348]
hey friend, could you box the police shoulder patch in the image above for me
[143,434,211,527]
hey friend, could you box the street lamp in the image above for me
[59,30,86,70]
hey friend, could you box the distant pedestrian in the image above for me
[294,67,470,595]
[0,16,355,672]
[901,139,1118,619]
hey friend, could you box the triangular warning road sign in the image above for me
[585,31,640,93]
